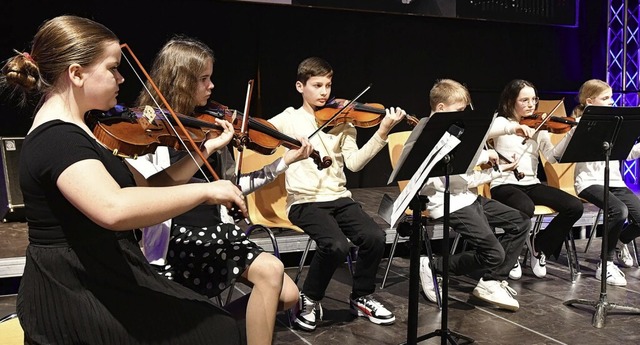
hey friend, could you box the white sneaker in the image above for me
[617,241,634,268]
[472,278,519,311]
[292,292,323,331]
[509,260,522,280]
[419,256,442,303]
[595,261,627,286]
[526,233,546,278]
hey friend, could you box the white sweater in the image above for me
[420,150,501,219]
[268,106,388,212]
[487,116,561,188]
[552,120,640,194]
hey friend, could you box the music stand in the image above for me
[385,108,495,345]
[560,106,640,328]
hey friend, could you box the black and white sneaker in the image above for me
[292,292,322,331]
[349,294,395,325]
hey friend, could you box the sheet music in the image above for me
[388,131,461,228]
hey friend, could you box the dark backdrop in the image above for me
[0,0,607,188]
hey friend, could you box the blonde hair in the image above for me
[571,79,611,118]
[136,36,214,115]
[429,79,471,110]
[1,15,118,105]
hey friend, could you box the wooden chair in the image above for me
[0,313,23,345]
[236,147,354,299]
[222,147,300,305]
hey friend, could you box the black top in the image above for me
[16,120,244,344]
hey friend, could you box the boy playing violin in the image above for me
[418,79,530,311]
[268,57,405,331]
[126,36,313,345]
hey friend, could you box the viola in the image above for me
[198,101,332,170]
[86,105,224,158]
[315,98,420,128]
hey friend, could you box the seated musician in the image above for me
[268,57,406,331]
[125,35,313,345]
[419,79,530,311]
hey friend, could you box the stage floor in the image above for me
[2,187,640,344]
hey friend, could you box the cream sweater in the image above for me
[420,150,501,219]
[269,106,388,212]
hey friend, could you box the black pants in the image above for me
[434,196,530,281]
[288,197,385,301]
[579,185,640,261]
[491,183,584,258]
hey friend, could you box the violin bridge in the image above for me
[140,105,157,130]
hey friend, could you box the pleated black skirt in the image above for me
[17,234,245,345]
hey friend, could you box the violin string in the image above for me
[120,49,211,182]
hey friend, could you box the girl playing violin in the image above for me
[126,36,313,345]
[566,79,640,285]
[1,16,245,344]
[268,57,406,331]
[487,79,584,280]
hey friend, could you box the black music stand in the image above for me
[386,108,495,345]
[560,106,640,328]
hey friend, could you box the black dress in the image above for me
[17,121,245,345]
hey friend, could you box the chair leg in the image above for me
[450,231,461,255]
[245,225,281,259]
[294,238,314,286]
[584,208,602,253]
[381,232,400,289]
[524,215,544,267]
[632,238,639,268]
[421,223,442,309]
[564,230,580,283]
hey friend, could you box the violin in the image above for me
[315,98,420,129]
[86,105,224,158]
[198,101,332,170]
[518,98,576,145]
[519,112,577,134]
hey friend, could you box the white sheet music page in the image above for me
[389,132,461,228]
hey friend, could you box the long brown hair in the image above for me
[135,36,214,115]
[497,79,537,120]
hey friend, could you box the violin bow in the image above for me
[521,97,565,145]
[234,80,254,187]
[308,83,372,139]
[119,43,219,182]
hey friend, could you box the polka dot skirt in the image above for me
[163,222,263,298]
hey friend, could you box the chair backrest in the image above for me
[0,316,23,345]
[387,131,431,217]
[236,147,303,232]
[387,131,412,192]
[540,132,578,198]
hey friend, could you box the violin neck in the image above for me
[248,118,302,146]
[163,112,221,130]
